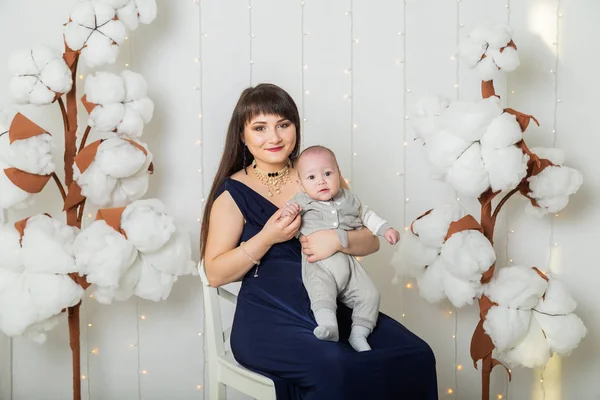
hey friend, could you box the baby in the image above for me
[282,145,400,352]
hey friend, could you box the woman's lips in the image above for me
[266,146,283,152]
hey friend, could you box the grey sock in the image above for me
[313,308,339,342]
[349,325,372,352]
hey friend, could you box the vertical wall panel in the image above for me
[302,0,352,174]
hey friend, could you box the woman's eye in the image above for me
[279,122,290,129]
[253,126,266,131]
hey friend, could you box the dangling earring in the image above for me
[243,144,248,175]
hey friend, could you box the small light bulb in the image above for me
[402,313,406,318]
[511,90,515,94]
[450,55,456,60]
[405,282,412,289]
[397,172,401,176]
[79,74,84,80]
[555,213,559,217]
[303,65,308,69]
[130,344,136,348]
[403,142,408,146]
[141,370,148,375]
[91,348,99,355]
[406,89,411,93]
[456,197,460,201]
[82,375,87,380]
[195,139,202,146]
[353,124,358,128]
[405,198,409,202]
[193,57,199,62]
[509,258,513,263]
[88,323,92,327]
[197,385,203,390]
[90,294,94,299]
[125,36,129,40]
[454,83,459,88]
[125,63,129,67]
[448,311,453,315]
[353,152,357,156]
[198,332,203,336]
[404,226,409,231]
[197,217,201,222]
[353,39,359,44]
[550,69,555,74]
[510,229,515,233]
[540,379,543,383]
[404,115,409,120]
[198,169,202,173]
[345,68,351,74]
[447,388,454,394]
[304,90,310,94]
[140,315,147,320]
[452,335,456,338]
[398,32,404,35]
[456,365,463,371]
[553,243,559,247]
[497,395,504,400]
[556,99,561,103]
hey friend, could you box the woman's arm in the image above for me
[300,227,379,263]
[342,227,380,257]
[203,191,272,287]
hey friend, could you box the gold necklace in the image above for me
[252,159,291,197]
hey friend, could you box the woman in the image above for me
[200,83,438,399]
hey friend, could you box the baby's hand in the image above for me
[281,202,301,219]
[384,228,400,245]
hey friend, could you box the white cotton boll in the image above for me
[69,0,97,27]
[441,230,495,281]
[416,259,446,304]
[64,21,91,51]
[8,49,38,75]
[442,268,482,308]
[0,160,32,209]
[446,143,490,197]
[391,231,439,278]
[482,145,529,192]
[441,97,503,143]
[85,72,125,104]
[412,205,462,249]
[530,147,565,165]
[110,171,151,207]
[9,76,38,104]
[535,313,587,356]
[75,162,118,207]
[414,95,451,117]
[529,166,583,199]
[73,220,137,288]
[135,0,158,24]
[96,138,147,178]
[535,279,577,315]
[426,130,471,175]
[0,224,23,273]
[0,134,55,176]
[485,266,548,309]
[490,47,520,72]
[484,306,532,352]
[474,56,500,82]
[481,113,523,149]
[129,97,154,125]
[122,70,148,101]
[499,317,551,368]
[81,33,120,68]
[134,256,178,301]
[116,2,141,30]
[121,199,176,252]
[118,107,145,136]
[99,18,127,44]
[468,26,493,46]
[92,255,142,304]
[28,83,56,106]
[142,230,196,276]
[21,215,79,275]
[524,202,550,218]
[39,58,72,94]
[459,40,486,68]
[486,25,512,49]
[89,104,126,132]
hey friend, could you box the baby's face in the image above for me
[297,151,341,201]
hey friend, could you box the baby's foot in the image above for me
[349,325,372,352]
[314,325,339,342]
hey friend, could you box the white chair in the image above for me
[199,262,277,400]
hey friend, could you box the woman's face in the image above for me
[243,113,296,167]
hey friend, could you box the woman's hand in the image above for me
[260,208,302,246]
[300,229,342,263]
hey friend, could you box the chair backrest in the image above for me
[198,262,238,361]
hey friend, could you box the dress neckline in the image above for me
[228,177,280,210]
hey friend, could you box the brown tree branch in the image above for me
[51,172,67,201]
[58,97,69,134]
[491,187,520,223]
[78,126,92,154]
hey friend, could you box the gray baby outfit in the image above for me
[292,188,390,330]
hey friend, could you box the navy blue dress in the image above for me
[217,178,438,399]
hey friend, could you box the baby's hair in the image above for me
[297,145,339,172]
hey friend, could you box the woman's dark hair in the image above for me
[200,83,301,260]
